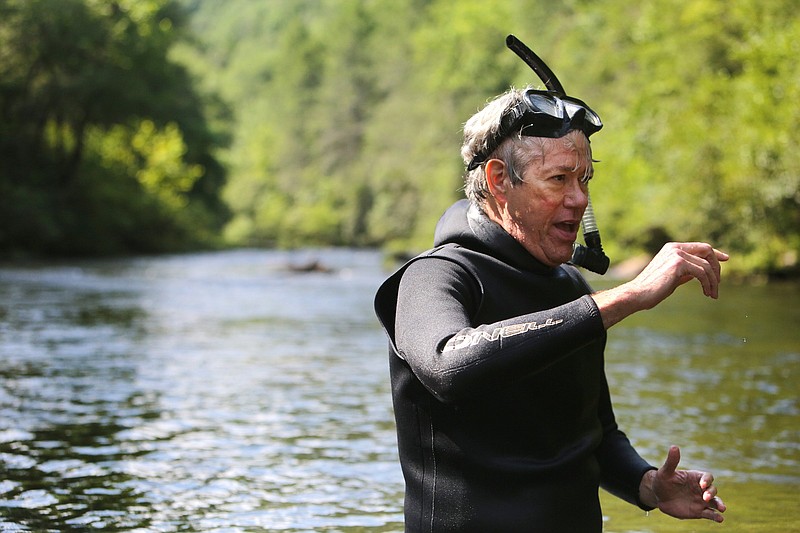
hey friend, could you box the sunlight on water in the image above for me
[595,279,800,532]
[0,250,798,531]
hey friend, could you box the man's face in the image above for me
[503,132,593,267]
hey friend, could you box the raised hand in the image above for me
[593,242,729,329]
[629,242,729,308]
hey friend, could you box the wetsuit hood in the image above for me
[433,199,554,274]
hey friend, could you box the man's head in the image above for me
[461,86,600,205]
[460,87,598,267]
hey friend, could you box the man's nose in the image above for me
[564,179,589,209]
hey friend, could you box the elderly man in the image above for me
[374,77,728,531]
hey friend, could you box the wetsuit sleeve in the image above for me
[595,372,657,509]
[394,257,605,403]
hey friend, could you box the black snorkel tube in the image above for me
[506,35,610,275]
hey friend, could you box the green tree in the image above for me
[566,0,800,276]
[179,0,798,277]
[0,0,227,256]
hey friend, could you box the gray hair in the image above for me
[460,86,592,205]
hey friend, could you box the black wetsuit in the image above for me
[374,200,655,532]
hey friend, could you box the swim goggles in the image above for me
[466,89,603,171]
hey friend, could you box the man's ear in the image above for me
[485,159,509,203]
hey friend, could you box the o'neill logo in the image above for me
[443,318,564,352]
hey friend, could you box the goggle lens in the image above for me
[563,99,602,128]
[524,91,602,132]
[527,93,562,117]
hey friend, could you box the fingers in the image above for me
[677,242,729,262]
[702,476,726,513]
[660,444,681,476]
[701,475,726,522]
[676,249,717,297]
[699,470,715,490]
[701,495,726,522]
[701,506,725,523]
[711,495,727,513]
[669,243,728,299]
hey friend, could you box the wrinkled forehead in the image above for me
[518,130,593,173]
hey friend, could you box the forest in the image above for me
[1,0,798,278]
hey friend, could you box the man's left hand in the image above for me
[639,445,727,522]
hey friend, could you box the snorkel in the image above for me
[505,35,610,275]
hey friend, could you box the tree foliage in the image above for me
[568,0,800,275]
[2,0,797,277]
[0,0,228,257]
[181,0,798,276]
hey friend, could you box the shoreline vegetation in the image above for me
[2,246,796,285]
[1,0,797,281]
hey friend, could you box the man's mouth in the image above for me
[554,221,580,239]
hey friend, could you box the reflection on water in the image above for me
[0,250,402,532]
[0,250,798,532]
[603,280,800,482]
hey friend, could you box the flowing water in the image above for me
[0,249,798,532]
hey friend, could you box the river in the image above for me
[0,248,798,532]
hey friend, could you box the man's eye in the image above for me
[553,175,566,182]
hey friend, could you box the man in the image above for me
[374,86,728,531]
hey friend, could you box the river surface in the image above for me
[0,248,798,532]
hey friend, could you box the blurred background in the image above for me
[1,0,798,277]
[0,0,798,531]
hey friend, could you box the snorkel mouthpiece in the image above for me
[570,196,609,274]
[571,237,610,275]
